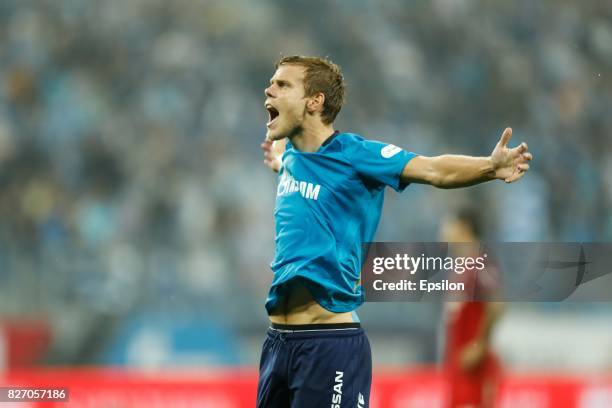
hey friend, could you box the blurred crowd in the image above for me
[0,0,611,365]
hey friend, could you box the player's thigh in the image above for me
[290,331,372,408]
[257,335,291,408]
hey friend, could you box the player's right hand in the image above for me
[261,139,283,173]
[459,340,487,372]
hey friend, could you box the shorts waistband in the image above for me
[270,322,361,332]
[267,323,363,341]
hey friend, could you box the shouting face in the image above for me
[264,64,309,141]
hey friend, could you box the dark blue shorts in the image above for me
[256,323,372,408]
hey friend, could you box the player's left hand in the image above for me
[490,127,533,183]
[261,139,283,173]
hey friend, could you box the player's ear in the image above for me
[306,92,325,114]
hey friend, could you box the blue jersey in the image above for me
[266,132,418,313]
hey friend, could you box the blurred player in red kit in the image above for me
[441,209,504,408]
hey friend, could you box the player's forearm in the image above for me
[428,155,496,188]
[483,302,504,340]
[475,302,505,345]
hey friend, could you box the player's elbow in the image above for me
[419,156,453,188]
[427,168,454,189]
[402,156,448,188]
[424,174,443,188]
[432,174,459,189]
[428,158,463,188]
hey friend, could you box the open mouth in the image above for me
[266,104,280,127]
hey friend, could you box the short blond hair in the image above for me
[275,55,346,124]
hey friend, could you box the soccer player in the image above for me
[258,55,531,408]
[440,209,504,408]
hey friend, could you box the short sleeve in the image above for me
[348,138,418,192]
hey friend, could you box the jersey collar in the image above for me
[321,130,340,147]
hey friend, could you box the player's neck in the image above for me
[289,121,335,153]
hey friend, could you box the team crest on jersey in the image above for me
[381,144,402,158]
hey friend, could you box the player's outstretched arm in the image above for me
[260,138,286,173]
[401,128,532,189]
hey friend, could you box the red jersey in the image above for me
[444,256,503,408]
[446,301,501,407]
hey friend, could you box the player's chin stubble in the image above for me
[285,109,307,140]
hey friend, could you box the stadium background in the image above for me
[0,0,611,406]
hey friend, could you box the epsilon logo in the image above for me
[381,144,402,158]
